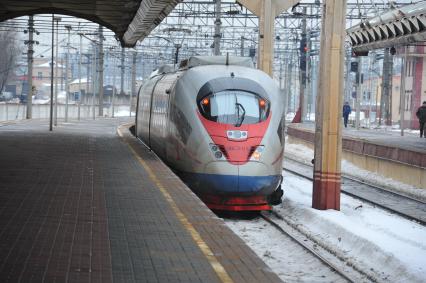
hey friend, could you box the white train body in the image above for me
[136,56,285,211]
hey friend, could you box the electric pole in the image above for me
[400,46,408,136]
[380,47,394,126]
[355,56,362,130]
[240,36,244,57]
[49,15,54,131]
[98,25,104,117]
[131,51,137,117]
[120,47,125,95]
[112,53,116,118]
[26,16,35,119]
[296,8,307,123]
[65,25,71,122]
[344,48,352,104]
[213,0,221,56]
[54,16,61,126]
[92,43,97,120]
[78,32,82,120]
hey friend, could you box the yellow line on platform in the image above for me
[117,126,233,283]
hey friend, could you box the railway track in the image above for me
[283,157,426,226]
[259,211,373,283]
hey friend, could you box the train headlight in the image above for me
[250,146,265,161]
[210,143,226,160]
[214,151,223,159]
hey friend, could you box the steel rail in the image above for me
[260,211,358,283]
[283,157,426,226]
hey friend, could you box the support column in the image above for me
[237,0,300,76]
[355,56,362,130]
[240,36,244,57]
[65,25,71,122]
[26,16,34,119]
[380,48,393,126]
[54,17,60,126]
[120,47,125,95]
[78,32,82,120]
[213,0,222,56]
[131,51,137,117]
[399,46,408,136]
[112,54,117,118]
[98,25,104,117]
[49,15,54,131]
[313,0,347,211]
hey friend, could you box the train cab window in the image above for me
[199,90,269,126]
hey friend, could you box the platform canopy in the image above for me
[0,0,182,47]
[347,2,426,53]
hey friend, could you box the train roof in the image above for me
[179,56,254,69]
[149,64,175,78]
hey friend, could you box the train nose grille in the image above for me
[248,146,256,160]
[217,145,257,162]
[218,145,229,159]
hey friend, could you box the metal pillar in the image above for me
[98,25,104,117]
[120,47,125,95]
[344,48,352,104]
[299,9,307,122]
[284,53,292,116]
[400,46,408,136]
[380,48,393,126]
[240,36,244,57]
[49,15,54,131]
[65,25,71,122]
[92,44,97,120]
[112,54,116,118]
[26,16,34,119]
[355,56,362,130]
[85,54,91,105]
[78,33,82,120]
[237,0,300,76]
[54,17,60,126]
[213,0,222,56]
[312,0,347,211]
[131,52,137,117]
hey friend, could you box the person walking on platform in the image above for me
[416,101,426,138]
[342,101,351,128]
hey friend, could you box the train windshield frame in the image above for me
[198,90,270,126]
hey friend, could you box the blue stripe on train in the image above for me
[178,172,282,194]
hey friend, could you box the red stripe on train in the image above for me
[197,111,271,165]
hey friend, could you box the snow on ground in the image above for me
[225,173,426,282]
[225,217,346,283]
[275,173,426,282]
[225,138,426,282]
[284,138,426,201]
[113,105,135,117]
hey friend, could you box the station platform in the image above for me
[287,122,426,189]
[0,119,280,283]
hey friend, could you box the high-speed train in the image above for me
[136,56,285,211]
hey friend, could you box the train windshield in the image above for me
[199,90,269,126]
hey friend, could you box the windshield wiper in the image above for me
[235,102,245,127]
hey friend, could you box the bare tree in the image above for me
[0,21,20,94]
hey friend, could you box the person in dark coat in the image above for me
[416,101,426,138]
[342,101,351,128]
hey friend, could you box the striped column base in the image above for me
[312,171,341,210]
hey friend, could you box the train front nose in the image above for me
[200,161,279,211]
[203,161,280,194]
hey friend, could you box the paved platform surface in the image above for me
[0,119,281,283]
[289,122,426,153]
[287,122,426,168]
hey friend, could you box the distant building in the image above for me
[362,46,426,130]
